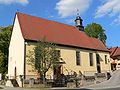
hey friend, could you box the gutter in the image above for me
[25,39,110,53]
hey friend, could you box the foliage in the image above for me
[84,23,107,45]
[0,52,5,73]
[27,39,60,82]
[0,25,12,73]
[0,25,13,31]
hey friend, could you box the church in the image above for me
[8,12,111,86]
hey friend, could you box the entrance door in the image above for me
[53,66,64,87]
[54,66,61,75]
[96,54,101,73]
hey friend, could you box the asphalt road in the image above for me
[2,87,120,90]
[98,87,120,90]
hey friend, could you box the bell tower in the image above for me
[75,10,84,31]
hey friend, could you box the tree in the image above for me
[0,25,12,73]
[0,25,13,31]
[27,39,60,83]
[0,52,5,73]
[84,23,107,45]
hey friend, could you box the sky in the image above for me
[0,0,120,47]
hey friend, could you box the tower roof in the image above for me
[76,16,82,20]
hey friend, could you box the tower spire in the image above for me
[77,9,80,16]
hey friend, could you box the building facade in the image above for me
[25,42,111,76]
[8,12,111,86]
[110,47,120,70]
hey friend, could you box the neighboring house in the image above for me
[8,12,111,86]
[110,47,120,70]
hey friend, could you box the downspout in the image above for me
[24,42,27,79]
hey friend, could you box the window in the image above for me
[76,51,80,65]
[55,50,61,57]
[56,50,60,56]
[89,53,93,66]
[105,55,107,64]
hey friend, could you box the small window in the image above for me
[89,53,93,66]
[76,51,80,65]
[105,55,107,64]
[55,50,60,57]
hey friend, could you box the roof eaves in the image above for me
[25,39,110,52]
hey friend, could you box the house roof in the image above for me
[16,12,109,52]
[110,47,120,57]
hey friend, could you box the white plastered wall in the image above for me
[8,15,25,79]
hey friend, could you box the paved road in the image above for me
[97,87,120,90]
[1,87,120,90]
[1,85,120,90]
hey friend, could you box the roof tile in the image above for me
[110,47,120,57]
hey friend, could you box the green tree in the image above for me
[0,25,13,31]
[27,39,60,83]
[0,52,5,73]
[0,25,12,73]
[84,23,107,45]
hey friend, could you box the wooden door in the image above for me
[54,66,61,75]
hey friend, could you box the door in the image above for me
[53,66,64,87]
[96,54,101,73]
[54,66,61,75]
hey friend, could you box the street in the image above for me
[1,86,120,90]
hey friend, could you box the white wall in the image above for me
[8,15,25,79]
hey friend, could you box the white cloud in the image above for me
[0,0,29,5]
[56,0,92,17]
[95,0,120,18]
[111,15,120,25]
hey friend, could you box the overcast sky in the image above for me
[0,0,120,47]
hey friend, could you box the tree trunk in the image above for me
[43,73,46,85]
[39,73,43,84]
[39,73,46,85]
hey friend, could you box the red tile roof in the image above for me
[16,12,109,52]
[110,47,120,57]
